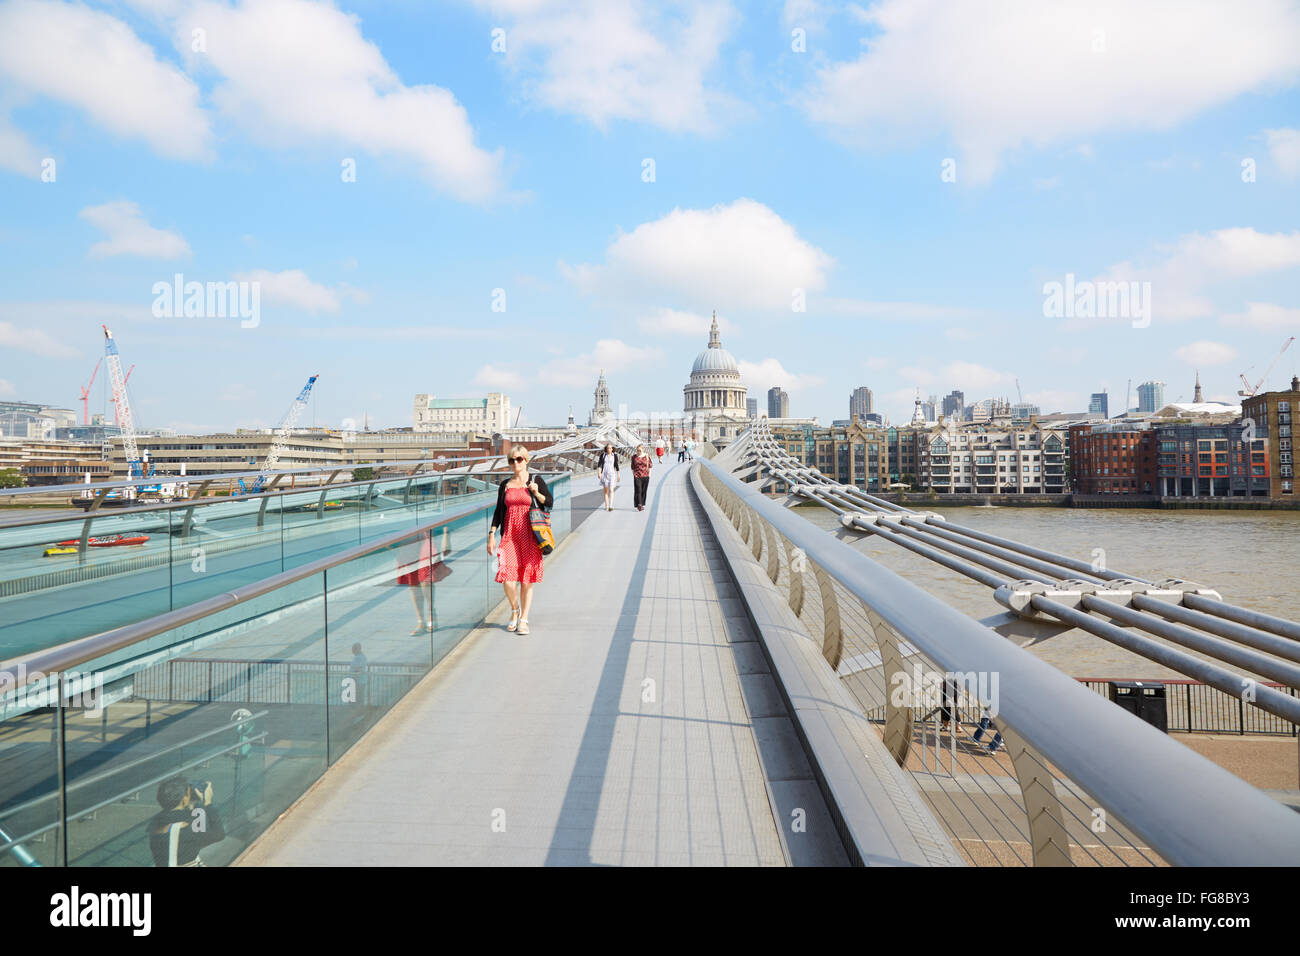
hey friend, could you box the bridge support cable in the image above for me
[695,455,1300,866]
[735,420,1300,719]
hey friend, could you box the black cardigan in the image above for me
[491,473,553,532]
[597,451,620,473]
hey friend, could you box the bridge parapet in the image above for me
[694,454,1300,866]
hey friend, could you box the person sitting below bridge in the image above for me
[149,777,225,867]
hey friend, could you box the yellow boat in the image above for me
[44,546,79,557]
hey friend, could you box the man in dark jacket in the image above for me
[149,777,225,867]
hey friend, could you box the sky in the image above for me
[0,0,1298,433]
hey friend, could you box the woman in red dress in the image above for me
[487,446,552,635]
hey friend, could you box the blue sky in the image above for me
[1,0,1298,432]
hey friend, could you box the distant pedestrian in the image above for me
[972,708,1003,754]
[678,441,686,463]
[631,444,653,512]
[685,439,694,462]
[654,437,665,463]
[597,442,620,511]
[488,446,552,635]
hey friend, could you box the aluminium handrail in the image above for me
[0,465,521,533]
[695,455,1300,866]
[0,449,572,501]
[0,479,533,688]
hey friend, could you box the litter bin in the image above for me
[1108,680,1168,733]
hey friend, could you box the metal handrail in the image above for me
[0,473,548,687]
[0,465,511,533]
[0,448,579,501]
[695,455,1300,866]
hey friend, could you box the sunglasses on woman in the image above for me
[509,457,526,463]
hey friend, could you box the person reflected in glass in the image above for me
[487,446,552,635]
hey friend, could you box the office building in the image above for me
[413,393,510,434]
[849,387,873,421]
[767,387,789,419]
[941,390,964,420]
[1241,376,1300,497]
[1089,392,1109,419]
[1136,381,1166,415]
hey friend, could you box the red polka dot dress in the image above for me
[495,484,544,583]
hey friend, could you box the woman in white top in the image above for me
[597,443,619,512]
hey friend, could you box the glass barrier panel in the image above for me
[432,511,493,667]
[0,670,64,867]
[324,531,434,762]
[62,573,328,867]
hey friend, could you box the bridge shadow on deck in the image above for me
[543,462,782,865]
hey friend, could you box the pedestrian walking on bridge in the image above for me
[598,442,620,511]
[632,444,653,511]
[488,446,552,635]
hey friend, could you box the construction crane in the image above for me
[79,358,101,426]
[241,375,319,494]
[112,364,134,427]
[102,325,147,480]
[1238,337,1295,397]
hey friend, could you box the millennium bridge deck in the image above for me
[237,464,935,866]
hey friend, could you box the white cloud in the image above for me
[1221,302,1300,330]
[737,357,823,393]
[0,319,80,358]
[636,307,735,337]
[0,0,212,161]
[0,113,43,177]
[863,356,890,371]
[946,360,1014,391]
[474,0,738,132]
[1071,228,1300,326]
[564,199,834,311]
[79,201,190,259]
[178,0,504,201]
[1174,340,1238,366]
[233,269,342,312]
[474,364,526,391]
[945,326,977,341]
[1265,127,1300,179]
[782,0,829,31]
[0,378,14,397]
[895,365,935,385]
[539,339,664,387]
[801,0,1300,183]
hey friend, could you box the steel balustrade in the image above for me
[693,454,1300,866]
[732,420,1300,730]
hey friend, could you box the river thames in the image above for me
[796,503,1300,678]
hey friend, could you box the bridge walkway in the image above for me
[238,461,848,866]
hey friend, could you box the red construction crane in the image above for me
[1238,337,1295,397]
[79,359,102,426]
